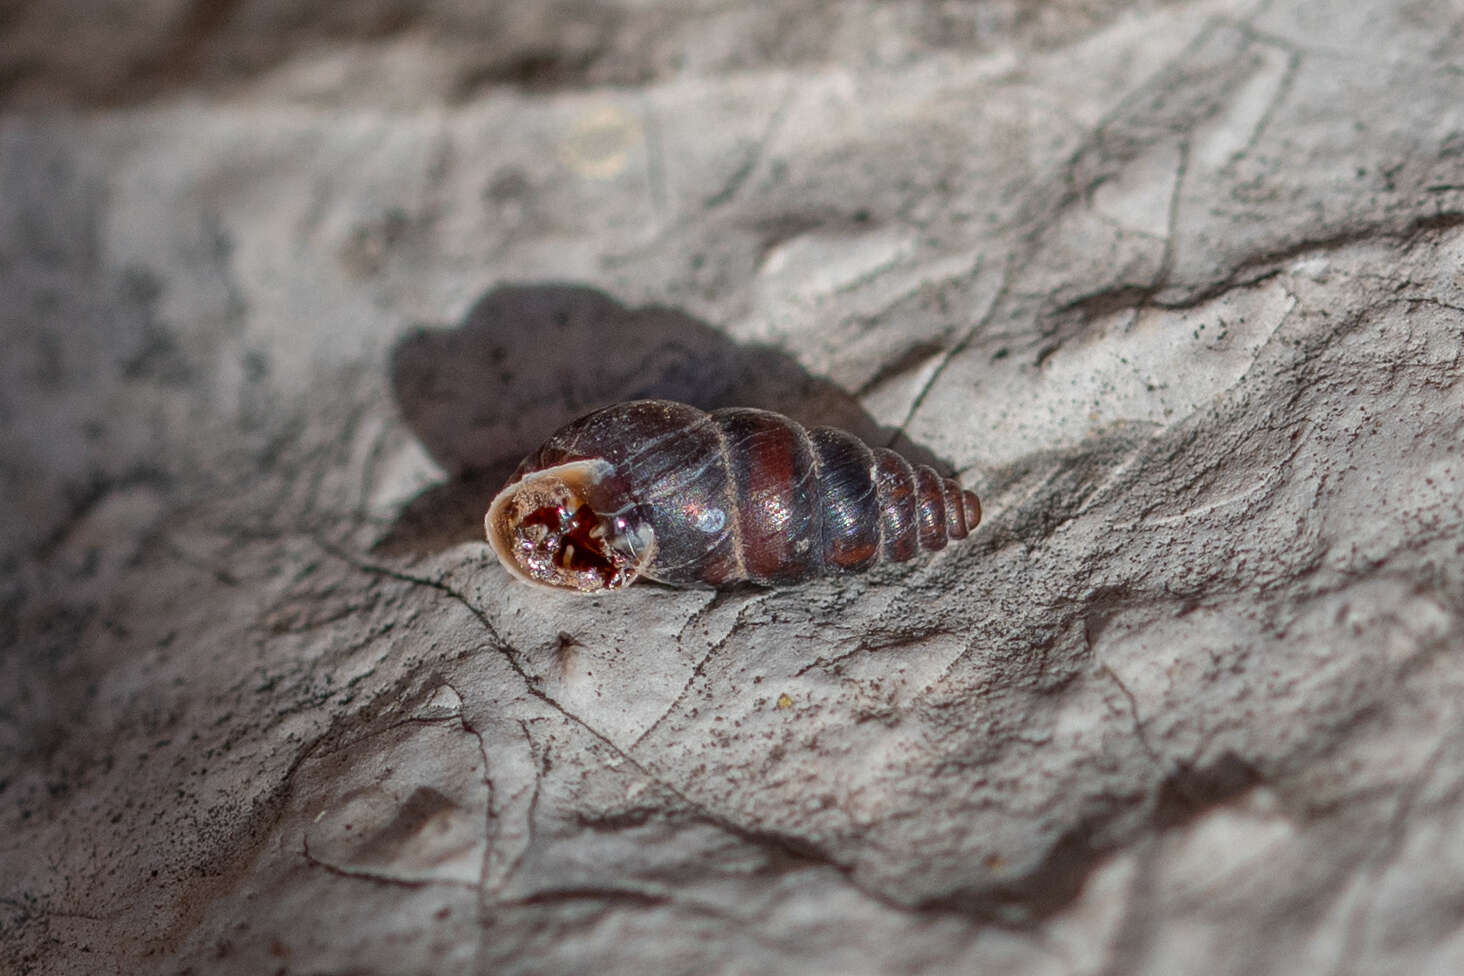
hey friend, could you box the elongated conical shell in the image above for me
[487,400,981,592]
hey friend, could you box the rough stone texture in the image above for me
[3,1,1463,974]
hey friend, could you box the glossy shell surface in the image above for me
[486,400,981,592]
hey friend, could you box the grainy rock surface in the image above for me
[3,1,1463,974]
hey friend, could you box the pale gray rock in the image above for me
[3,1,1462,974]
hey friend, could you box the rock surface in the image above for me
[3,1,1463,974]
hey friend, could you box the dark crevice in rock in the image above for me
[1050,209,1464,333]
[916,753,1267,927]
[1150,753,1264,829]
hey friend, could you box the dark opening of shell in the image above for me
[518,503,621,585]
[486,458,656,592]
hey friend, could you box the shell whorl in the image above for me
[486,400,981,592]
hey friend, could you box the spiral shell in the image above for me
[486,400,981,592]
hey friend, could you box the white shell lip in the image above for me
[485,459,656,592]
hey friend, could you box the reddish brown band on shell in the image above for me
[810,427,881,571]
[872,448,919,563]
[913,466,948,552]
[719,408,819,585]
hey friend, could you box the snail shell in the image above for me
[486,400,981,592]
